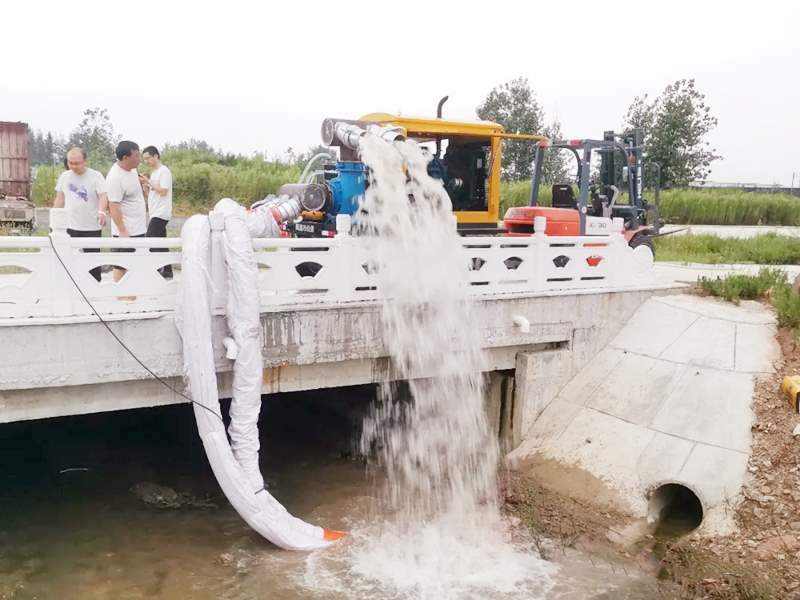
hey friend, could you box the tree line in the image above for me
[30,107,119,166]
[29,109,322,170]
[476,77,719,188]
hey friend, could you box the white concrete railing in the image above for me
[0,210,650,321]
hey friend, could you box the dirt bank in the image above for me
[505,325,800,599]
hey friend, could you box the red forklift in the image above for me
[504,129,663,256]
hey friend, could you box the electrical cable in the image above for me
[46,234,224,423]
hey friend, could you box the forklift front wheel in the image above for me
[629,233,655,259]
[629,233,656,269]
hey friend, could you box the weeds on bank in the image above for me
[699,268,800,332]
[698,268,786,303]
[773,282,800,330]
[657,233,800,264]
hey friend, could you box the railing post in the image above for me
[208,210,227,315]
[334,214,356,300]
[48,207,80,317]
[533,216,548,291]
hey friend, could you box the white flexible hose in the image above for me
[217,198,265,492]
[175,208,344,551]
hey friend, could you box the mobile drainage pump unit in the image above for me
[259,101,661,256]
[256,98,547,237]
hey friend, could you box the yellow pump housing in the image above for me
[359,112,545,228]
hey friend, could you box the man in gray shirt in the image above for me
[106,141,147,282]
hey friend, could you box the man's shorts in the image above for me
[111,233,145,252]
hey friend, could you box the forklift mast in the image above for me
[600,130,616,187]
[599,129,643,205]
[526,127,660,236]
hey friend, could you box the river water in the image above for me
[0,392,662,600]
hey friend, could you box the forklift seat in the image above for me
[590,188,605,217]
[551,184,577,210]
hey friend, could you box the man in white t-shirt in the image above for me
[140,146,173,279]
[54,147,109,281]
[106,140,147,282]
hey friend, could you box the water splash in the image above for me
[335,133,555,598]
[358,134,495,521]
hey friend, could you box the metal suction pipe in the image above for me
[334,122,366,149]
[321,119,405,150]
[270,196,303,222]
[277,183,328,212]
[252,194,302,223]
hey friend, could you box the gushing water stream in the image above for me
[300,134,556,598]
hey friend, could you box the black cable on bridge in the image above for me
[46,235,225,424]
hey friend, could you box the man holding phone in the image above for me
[140,146,173,279]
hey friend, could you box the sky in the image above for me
[3,0,799,184]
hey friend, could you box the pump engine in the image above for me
[251,102,544,237]
[250,119,403,237]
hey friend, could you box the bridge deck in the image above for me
[0,209,674,423]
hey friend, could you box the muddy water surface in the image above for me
[0,389,660,599]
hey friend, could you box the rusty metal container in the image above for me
[0,122,36,228]
[0,121,31,199]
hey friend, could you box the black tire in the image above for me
[629,233,655,260]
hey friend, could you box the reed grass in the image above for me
[34,158,800,226]
[498,182,800,226]
[655,233,800,264]
[32,153,300,209]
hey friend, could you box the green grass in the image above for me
[32,151,300,210]
[699,268,800,331]
[655,233,800,264]
[499,181,551,215]
[165,152,299,209]
[773,281,800,330]
[698,268,786,303]
[660,188,800,226]
[34,155,800,226]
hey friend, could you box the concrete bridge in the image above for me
[1,209,662,430]
[15,208,772,534]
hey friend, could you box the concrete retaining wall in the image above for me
[508,294,781,535]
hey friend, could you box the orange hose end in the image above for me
[323,528,348,541]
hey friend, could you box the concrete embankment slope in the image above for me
[509,293,780,534]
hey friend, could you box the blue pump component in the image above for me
[328,161,367,219]
[426,156,447,182]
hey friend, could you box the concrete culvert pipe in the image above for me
[647,483,704,538]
